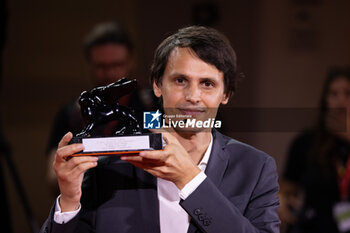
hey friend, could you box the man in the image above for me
[83,22,134,87]
[41,26,280,233]
[46,22,156,195]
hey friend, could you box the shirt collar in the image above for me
[198,134,213,171]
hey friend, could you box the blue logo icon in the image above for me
[143,110,162,129]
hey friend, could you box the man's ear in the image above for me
[153,81,162,98]
[221,94,229,105]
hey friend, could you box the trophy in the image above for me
[70,78,163,156]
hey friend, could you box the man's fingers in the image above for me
[70,161,98,177]
[58,160,98,184]
[58,132,73,148]
[65,156,98,170]
[139,150,167,160]
[161,132,180,145]
[121,154,164,166]
[54,155,98,176]
[56,144,84,162]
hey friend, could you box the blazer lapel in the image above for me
[187,130,230,233]
[205,130,229,188]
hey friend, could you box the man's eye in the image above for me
[203,81,214,87]
[175,78,185,84]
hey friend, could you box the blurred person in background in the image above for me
[279,67,350,233]
[46,22,158,196]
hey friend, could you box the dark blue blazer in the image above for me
[40,130,280,233]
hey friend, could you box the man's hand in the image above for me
[121,132,201,189]
[53,132,98,212]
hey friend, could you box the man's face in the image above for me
[325,77,350,133]
[89,43,133,86]
[327,77,350,110]
[153,47,228,128]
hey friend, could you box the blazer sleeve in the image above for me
[40,168,97,233]
[39,202,83,233]
[180,156,280,233]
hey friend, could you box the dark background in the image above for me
[0,0,349,232]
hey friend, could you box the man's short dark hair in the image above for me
[150,26,237,98]
[84,22,134,60]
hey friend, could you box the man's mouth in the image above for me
[178,108,206,116]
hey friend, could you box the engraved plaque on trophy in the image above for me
[69,78,163,156]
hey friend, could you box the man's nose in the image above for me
[185,84,201,103]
